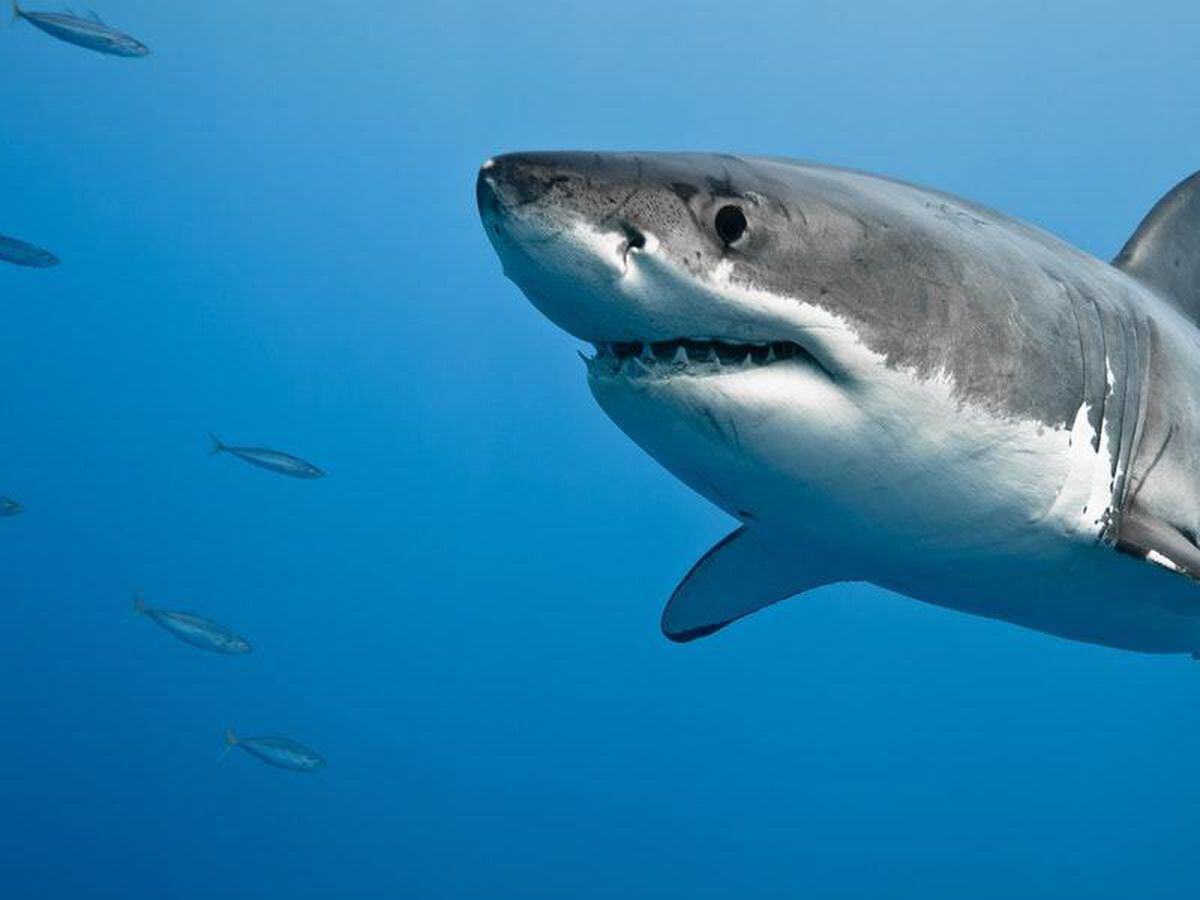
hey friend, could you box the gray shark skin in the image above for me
[133,594,252,655]
[478,152,1200,655]
[208,434,325,480]
[225,729,326,773]
[0,233,58,268]
[13,2,150,57]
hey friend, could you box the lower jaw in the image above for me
[587,358,797,381]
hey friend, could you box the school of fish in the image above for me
[4,9,325,773]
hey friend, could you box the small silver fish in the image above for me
[0,233,59,268]
[0,497,24,516]
[225,728,326,773]
[13,2,150,57]
[133,594,252,655]
[208,434,325,479]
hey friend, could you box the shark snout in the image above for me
[477,151,772,347]
[476,159,504,221]
[476,155,572,250]
[477,153,649,341]
[476,154,557,213]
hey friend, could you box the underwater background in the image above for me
[3,1,1200,896]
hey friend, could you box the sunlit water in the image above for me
[1,2,1198,897]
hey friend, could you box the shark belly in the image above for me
[873,542,1200,654]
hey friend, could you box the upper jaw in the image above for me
[583,337,834,382]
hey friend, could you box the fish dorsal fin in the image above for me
[661,526,846,642]
[1114,170,1200,322]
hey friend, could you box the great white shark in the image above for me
[477,152,1200,655]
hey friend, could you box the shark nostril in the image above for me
[621,222,647,252]
[620,223,647,265]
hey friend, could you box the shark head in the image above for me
[477,152,1094,553]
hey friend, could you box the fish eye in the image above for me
[715,205,748,245]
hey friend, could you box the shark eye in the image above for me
[715,205,748,245]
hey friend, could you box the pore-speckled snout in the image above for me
[477,153,655,341]
[476,152,760,343]
[476,154,571,213]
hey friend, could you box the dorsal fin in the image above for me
[1114,170,1200,322]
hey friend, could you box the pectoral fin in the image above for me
[662,526,844,642]
[1116,510,1200,581]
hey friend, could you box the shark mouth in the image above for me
[584,338,828,378]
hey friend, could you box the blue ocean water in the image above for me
[2,2,1199,896]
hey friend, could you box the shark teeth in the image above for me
[583,338,816,379]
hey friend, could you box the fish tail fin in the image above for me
[208,433,226,457]
[11,0,21,22]
[132,592,145,616]
[217,728,237,763]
